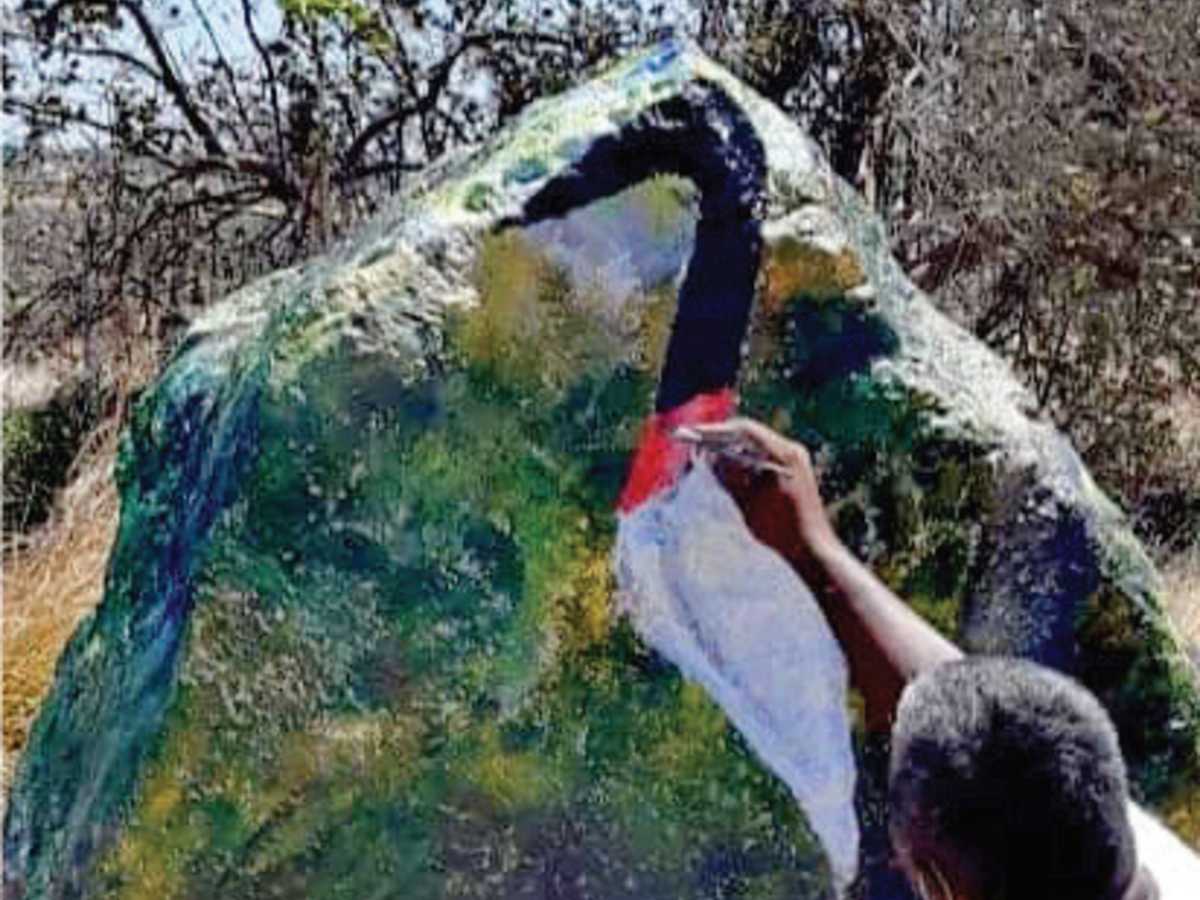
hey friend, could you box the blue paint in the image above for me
[784,305,900,390]
[503,157,549,186]
[634,40,682,79]
[4,346,265,898]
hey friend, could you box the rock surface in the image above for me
[5,42,1199,900]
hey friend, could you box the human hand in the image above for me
[676,418,840,565]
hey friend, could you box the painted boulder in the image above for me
[5,42,1199,900]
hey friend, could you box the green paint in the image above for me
[463,182,496,213]
[1077,586,1200,803]
[97,283,832,893]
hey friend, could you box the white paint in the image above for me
[615,459,860,892]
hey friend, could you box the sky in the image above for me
[1,0,704,149]
[2,0,285,148]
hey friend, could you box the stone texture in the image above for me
[5,41,1198,900]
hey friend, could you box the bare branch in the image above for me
[189,0,259,153]
[240,0,286,165]
[111,0,225,156]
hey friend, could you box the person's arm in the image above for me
[803,537,965,731]
[686,418,963,732]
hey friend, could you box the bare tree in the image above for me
[7,0,1194,537]
[2,0,654,358]
[856,0,1200,532]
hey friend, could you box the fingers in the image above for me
[683,418,837,553]
[684,418,810,469]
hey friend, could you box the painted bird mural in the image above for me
[6,43,1199,900]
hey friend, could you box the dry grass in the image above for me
[1161,392,1200,653]
[1,421,121,812]
[2,323,161,819]
[1164,544,1200,650]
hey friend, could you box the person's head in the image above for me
[887,657,1138,900]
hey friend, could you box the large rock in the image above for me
[5,42,1198,899]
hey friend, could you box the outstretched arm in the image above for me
[686,418,963,732]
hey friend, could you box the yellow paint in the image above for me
[141,768,184,827]
[459,230,547,385]
[762,240,865,311]
[461,213,693,398]
[458,723,552,813]
[460,230,627,400]
[635,283,678,377]
[1163,780,1200,849]
[266,731,322,805]
[1077,587,1141,658]
[103,832,186,900]
[649,681,727,773]
[96,718,209,899]
[100,702,430,895]
[639,175,695,238]
[541,543,616,655]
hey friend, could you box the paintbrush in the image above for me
[672,426,790,475]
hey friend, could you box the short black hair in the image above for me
[888,657,1136,900]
